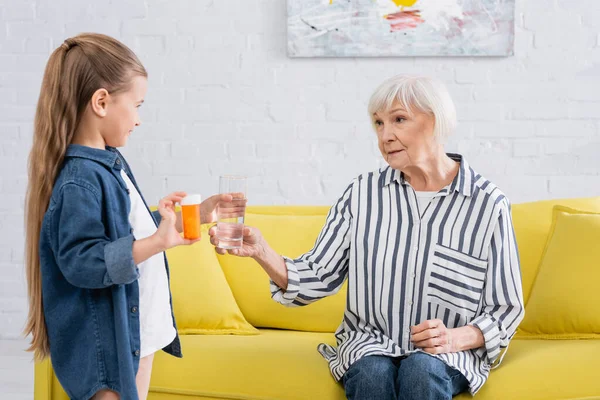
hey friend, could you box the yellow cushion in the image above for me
[455,339,600,400]
[510,197,600,303]
[518,206,600,338]
[149,330,345,400]
[219,207,347,333]
[166,224,258,335]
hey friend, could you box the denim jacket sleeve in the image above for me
[52,182,139,289]
[152,210,161,224]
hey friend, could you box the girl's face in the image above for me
[101,75,147,148]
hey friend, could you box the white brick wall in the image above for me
[0,0,599,339]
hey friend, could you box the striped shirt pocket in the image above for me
[427,244,487,319]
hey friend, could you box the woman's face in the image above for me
[373,101,437,170]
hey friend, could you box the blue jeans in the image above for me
[342,353,469,400]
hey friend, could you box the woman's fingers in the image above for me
[209,235,219,247]
[242,226,261,245]
[411,319,443,335]
[411,320,447,351]
[411,327,441,343]
[207,227,227,254]
[412,336,445,348]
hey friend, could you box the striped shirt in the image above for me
[270,154,525,394]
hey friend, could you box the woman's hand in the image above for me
[208,225,265,258]
[208,225,289,289]
[154,192,200,250]
[411,319,455,354]
[411,319,484,355]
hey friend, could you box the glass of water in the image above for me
[216,175,247,249]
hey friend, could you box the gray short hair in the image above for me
[367,75,457,142]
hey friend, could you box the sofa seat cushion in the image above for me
[149,329,345,400]
[150,334,600,400]
[43,334,600,399]
[456,339,600,400]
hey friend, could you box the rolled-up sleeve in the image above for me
[53,183,139,289]
[470,199,525,367]
[270,181,354,307]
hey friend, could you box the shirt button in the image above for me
[116,159,121,165]
[131,306,138,313]
[134,349,140,357]
[413,246,418,251]
[408,301,413,306]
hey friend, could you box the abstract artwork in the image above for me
[288,0,515,57]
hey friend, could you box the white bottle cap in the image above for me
[181,194,202,205]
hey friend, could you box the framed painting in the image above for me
[288,0,515,57]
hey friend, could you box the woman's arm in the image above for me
[253,240,289,290]
[210,181,355,307]
[468,199,525,364]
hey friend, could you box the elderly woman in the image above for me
[209,75,525,400]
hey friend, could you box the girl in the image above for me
[24,33,226,400]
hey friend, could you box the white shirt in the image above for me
[270,154,524,395]
[415,191,438,216]
[120,170,176,358]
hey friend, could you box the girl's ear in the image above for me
[90,88,110,117]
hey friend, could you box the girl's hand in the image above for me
[155,192,200,250]
[200,193,246,225]
[208,225,264,258]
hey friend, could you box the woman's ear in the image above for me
[90,88,110,118]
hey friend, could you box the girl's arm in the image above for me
[52,185,194,289]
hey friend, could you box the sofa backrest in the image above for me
[218,206,345,333]
[217,198,600,332]
[511,197,600,304]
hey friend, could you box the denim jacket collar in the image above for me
[65,144,123,170]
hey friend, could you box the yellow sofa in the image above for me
[35,198,600,400]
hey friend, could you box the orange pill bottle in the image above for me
[181,194,202,240]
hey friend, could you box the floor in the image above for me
[0,339,34,399]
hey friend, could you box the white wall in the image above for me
[0,0,599,338]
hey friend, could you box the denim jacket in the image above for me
[39,144,181,400]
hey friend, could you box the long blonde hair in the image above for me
[24,33,147,360]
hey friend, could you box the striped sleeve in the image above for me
[470,199,525,366]
[271,182,354,307]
